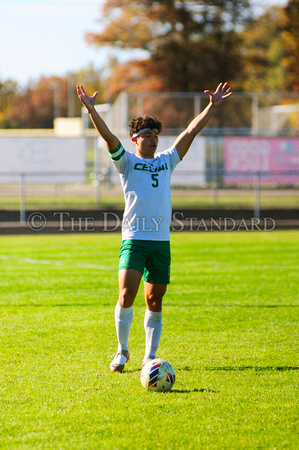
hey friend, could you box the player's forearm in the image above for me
[88,107,119,149]
[187,102,216,137]
[88,107,112,140]
[174,102,217,159]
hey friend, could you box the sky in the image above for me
[0,0,289,86]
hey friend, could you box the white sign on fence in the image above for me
[0,137,86,183]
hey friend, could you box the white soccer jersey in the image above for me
[109,142,181,241]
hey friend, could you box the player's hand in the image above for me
[76,85,98,113]
[204,82,232,107]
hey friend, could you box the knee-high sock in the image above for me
[144,309,163,359]
[115,303,133,353]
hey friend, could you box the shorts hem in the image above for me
[142,276,170,285]
[118,264,143,274]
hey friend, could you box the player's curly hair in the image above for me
[128,115,163,137]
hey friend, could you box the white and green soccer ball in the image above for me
[140,358,175,392]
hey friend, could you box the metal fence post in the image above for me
[254,172,261,219]
[20,173,26,225]
[211,137,218,204]
[94,138,101,204]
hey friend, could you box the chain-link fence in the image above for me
[1,167,298,228]
[100,91,299,137]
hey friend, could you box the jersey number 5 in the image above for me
[151,174,159,188]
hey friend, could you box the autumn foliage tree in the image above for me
[235,0,299,93]
[280,0,299,91]
[5,77,59,129]
[0,79,18,128]
[1,1,297,129]
[240,6,287,92]
[86,0,253,98]
[0,65,105,128]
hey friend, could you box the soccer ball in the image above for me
[140,358,175,392]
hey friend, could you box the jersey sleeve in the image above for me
[108,142,128,174]
[157,146,181,172]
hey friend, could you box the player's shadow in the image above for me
[207,366,299,372]
[125,366,299,374]
[170,388,219,394]
[126,366,192,374]
[124,368,144,374]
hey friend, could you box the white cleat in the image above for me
[110,351,130,372]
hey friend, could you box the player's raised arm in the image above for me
[76,85,119,151]
[174,82,232,160]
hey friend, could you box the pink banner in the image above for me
[224,137,299,184]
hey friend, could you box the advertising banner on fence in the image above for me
[0,137,86,183]
[224,137,299,184]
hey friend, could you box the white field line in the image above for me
[0,255,116,270]
[1,255,297,271]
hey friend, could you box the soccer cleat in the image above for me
[110,350,130,372]
[142,356,156,368]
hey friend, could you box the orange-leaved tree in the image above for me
[86,0,252,99]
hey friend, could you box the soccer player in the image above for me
[77,83,232,372]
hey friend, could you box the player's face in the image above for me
[136,130,159,158]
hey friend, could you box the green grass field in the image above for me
[0,231,298,449]
[1,187,299,209]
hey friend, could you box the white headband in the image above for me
[132,128,158,138]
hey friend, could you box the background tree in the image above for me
[280,0,299,91]
[1,1,297,129]
[0,79,18,128]
[239,6,290,92]
[86,0,252,99]
[5,76,59,129]
[0,65,104,129]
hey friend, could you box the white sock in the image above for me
[115,303,133,354]
[144,309,163,359]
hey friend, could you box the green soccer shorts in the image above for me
[118,240,171,285]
